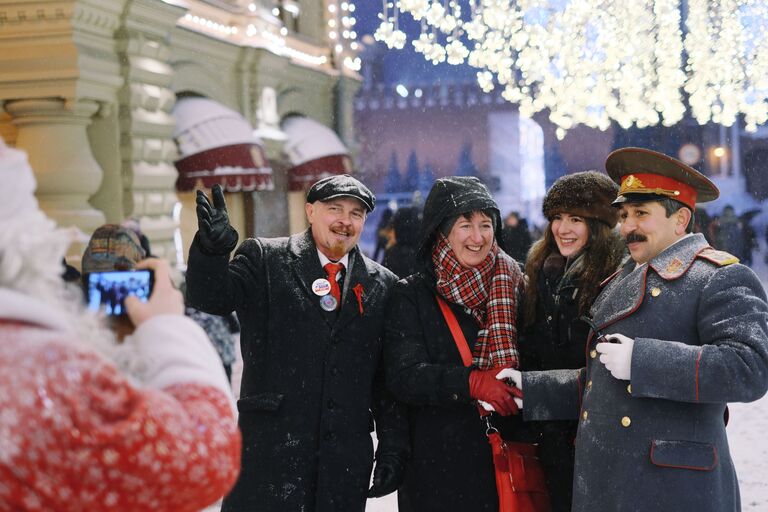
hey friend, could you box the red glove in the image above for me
[469,368,520,416]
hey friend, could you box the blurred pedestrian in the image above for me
[372,206,395,262]
[382,206,421,278]
[500,211,533,264]
[714,205,745,260]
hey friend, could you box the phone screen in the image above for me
[85,269,154,316]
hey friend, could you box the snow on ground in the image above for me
[730,242,768,510]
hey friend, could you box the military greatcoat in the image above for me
[523,233,768,512]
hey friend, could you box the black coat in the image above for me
[186,229,408,512]
[519,253,591,512]
[384,272,531,512]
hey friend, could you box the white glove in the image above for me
[478,368,524,411]
[496,368,523,409]
[596,333,634,380]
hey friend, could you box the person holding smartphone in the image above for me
[0,138,241,511]
[188,176,409,512]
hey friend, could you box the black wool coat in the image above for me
[519,254,598,512]
[186,229,408,512]
[384,272,530,512]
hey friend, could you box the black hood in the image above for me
[417,176,501,261]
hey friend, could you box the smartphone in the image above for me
[84,269,154,317]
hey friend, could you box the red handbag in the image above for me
[436,295,551,512]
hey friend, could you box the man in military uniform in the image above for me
[505,147,768,511]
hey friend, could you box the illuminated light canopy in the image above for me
[376,0,768,138]
[326,1,361,71]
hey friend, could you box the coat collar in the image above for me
[648,233,709,280]
[288,229,379,331]
[591,233,709,329]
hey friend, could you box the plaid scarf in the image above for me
[432,233,523,369]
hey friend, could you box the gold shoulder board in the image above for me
[697,248,739,266]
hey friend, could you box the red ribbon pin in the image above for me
[353,284,364,315]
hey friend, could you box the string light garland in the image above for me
[375,0,768,138]
[327,1,362,71]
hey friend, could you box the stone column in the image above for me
[5,98,106,231]
[117,0,186,263]
[0,0,126,251]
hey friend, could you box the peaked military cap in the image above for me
[606,147,719,210]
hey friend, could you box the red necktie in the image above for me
[323,262,344,308]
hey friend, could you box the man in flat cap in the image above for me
[187,175,408,511]
[502,148,768,511]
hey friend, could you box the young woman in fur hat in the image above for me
[519,170,625,512]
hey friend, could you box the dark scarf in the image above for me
[431,233,523,369]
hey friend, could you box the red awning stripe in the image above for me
[175,143,274,192]
[287,154,352,191]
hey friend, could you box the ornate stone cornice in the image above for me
[0,0,125,106]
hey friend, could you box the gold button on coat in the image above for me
[627,384,632,394]
[582,411,589,420]
[651,287,661,297]
[621,416,631,427]
[587,380,593,389]
[590,349,597,359]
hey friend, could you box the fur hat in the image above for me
[81,224,146,274]
[542,171,619,227]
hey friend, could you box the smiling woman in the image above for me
[445,210,496,268]
[383,176,530,511]
[518,170,624,512]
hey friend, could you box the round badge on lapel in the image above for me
[651,287,661,297]
[320,294,338,311]
[312,278,332,296]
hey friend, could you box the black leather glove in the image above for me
[196,184,238,255]
[367,452,406,498]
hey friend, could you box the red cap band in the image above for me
[618,173,698,210]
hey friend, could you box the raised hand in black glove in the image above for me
[196,184,238,255]
[367,452,406,498]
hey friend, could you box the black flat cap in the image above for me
[306,174,375,212]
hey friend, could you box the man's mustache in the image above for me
[624,233,647,244]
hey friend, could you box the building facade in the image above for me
[0,0,362,266]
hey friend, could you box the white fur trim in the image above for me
[0,288,73,333]
[128,315,236,415]
[0,138,39,219]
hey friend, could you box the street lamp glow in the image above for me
[713,147,726,158]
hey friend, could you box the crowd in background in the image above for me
[373,202,763,274]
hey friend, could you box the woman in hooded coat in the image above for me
[518,171,624,511]
[384,176,529,511]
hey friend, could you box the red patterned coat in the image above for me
[0,289,242,512]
